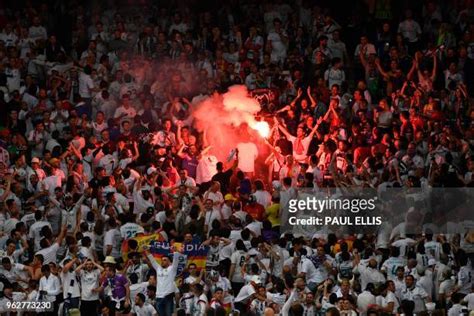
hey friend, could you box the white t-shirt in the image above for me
[298,258,319,284]
[253,190,272,208]
[324,68,345,88]
[237,142,258,173]
[29,220,52,251]
[288,135,312,162]
[79,269,101,301]
[196,155,218,184]
[79,72,95,98]
[234,284,256,303]
[99,154,117,176]
[401,285,429,313]
[230,250,247,283]
[114,106,137,122]
[267,31,287,59]
[120,223,145,239]
[104,228,123,258]
[61,270,81,299]
[130,281,149,308]
[464,292,474,310]
[381,291,399,314]
[133,303,157,316]
[0,263,26,284]
[448,304,466,316]
[381,257,407,280]
[36,243,60,264]
[357,290,376,313]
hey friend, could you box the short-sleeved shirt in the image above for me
[102,274,128,300]
[133,303,157,316]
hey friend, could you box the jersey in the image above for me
[338,260,354,279]
[382,257,407,280]
[206,244,222,270]
[120,223,145,239]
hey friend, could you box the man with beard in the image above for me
[143,244,184,316]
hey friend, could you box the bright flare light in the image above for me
[252,121,270,138]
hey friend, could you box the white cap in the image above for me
[31,157,40,164]
[147,167,157,175]
[428,259,437,266]
[250,275,262,284]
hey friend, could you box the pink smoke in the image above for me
[192,85,267,161]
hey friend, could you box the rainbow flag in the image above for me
[121,232,165,261]
[150,238,209,274]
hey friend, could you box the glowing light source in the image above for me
[252,121,270,138]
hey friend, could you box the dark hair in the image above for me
[136,293,146,302]
[35,254,44,264]
[325,307,340,316]
[41,264,51,273]
[400,299,415,315]
[1,257,11,265]
[254,180,264,191]
[235,239,247,252]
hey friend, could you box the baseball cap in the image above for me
[224,194,236,201]
[428,259,436,266]
[250,275,262,284]
[31,157,40,164]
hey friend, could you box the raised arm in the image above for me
[359,49,367,68]
[176,121,184,145]
[63,257,79,272]
[197,146,212,160]
[68,143,83,160]
[74,261,86,275]
[263,139,284,160]
[132,141,140,161]
[144,245,162,271]
[407,58,417,81]
[56,224,68,246]
[308,117,323,139]
[290,88,303,107]
[281,288,298,316]
[374,58,389,79]
[276,105,291,114]
[400,81,409,97]
[307,86,317,107]
[202,127,209,148]
[273,117,292,139]
[177,143,187,159]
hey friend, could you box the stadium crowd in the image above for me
[0,0,473,315]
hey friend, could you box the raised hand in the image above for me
[297,88,303,98]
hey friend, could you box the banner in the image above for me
[250,88,280,111]
[150,238,209,274]
[121,233,165,261]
